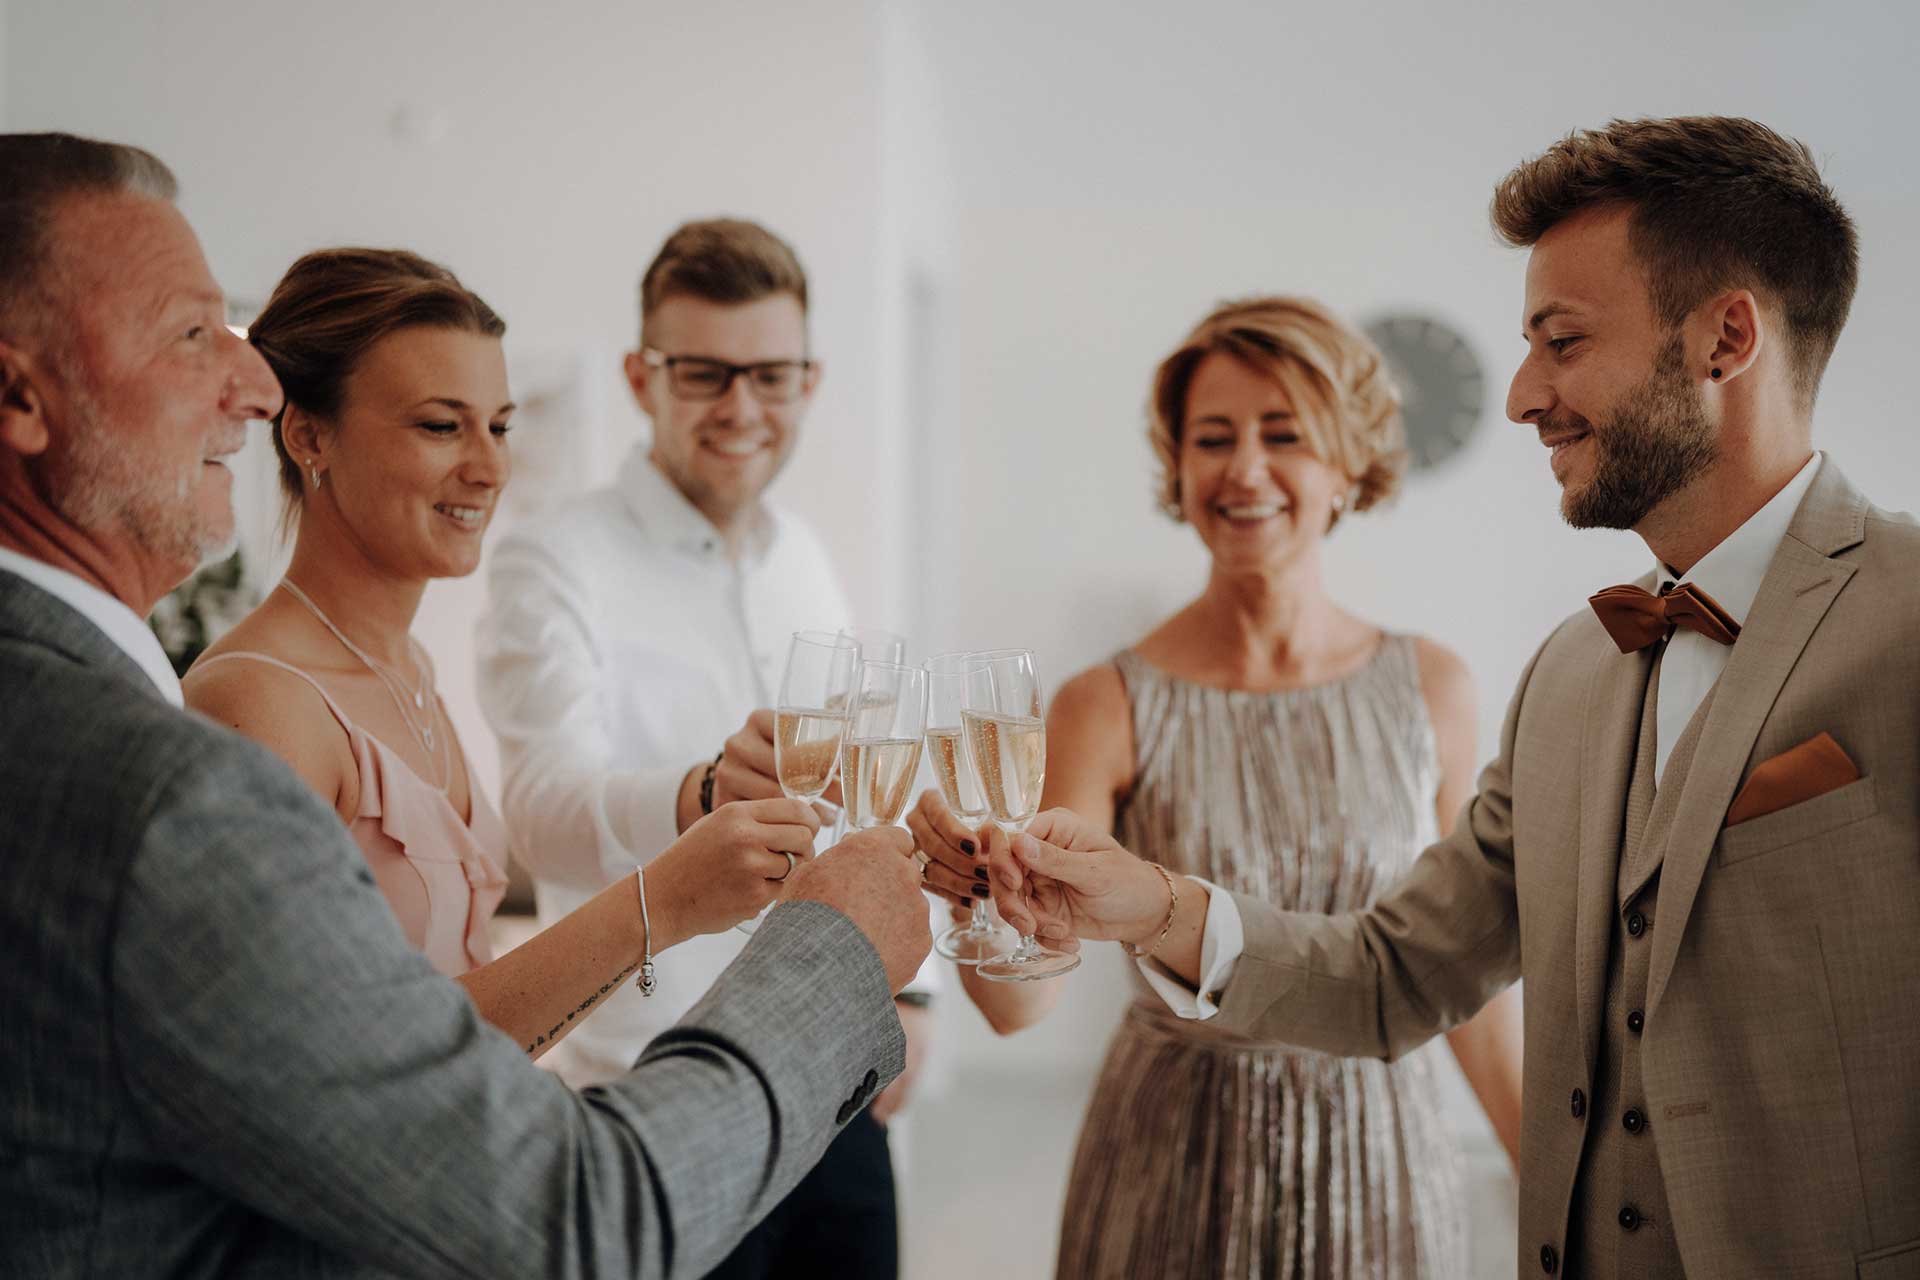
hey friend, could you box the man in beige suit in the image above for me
[977,117,1920,1277]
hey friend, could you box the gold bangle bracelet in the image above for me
[1122,863,1179,960]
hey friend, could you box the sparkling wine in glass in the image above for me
[963,649,1079,982]
[927,652,1017,963]
[739,630,857,934]
[841,661,926,830]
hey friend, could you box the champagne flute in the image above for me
[738,630,857,935]
[827,627,906,842]
[927,652,1018,963]
[963,649,1079,982]
[837,626,907,666]
[841,661,927,830]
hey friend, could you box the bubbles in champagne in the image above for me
[961,710,1045,827]
[842,736,925,829]
[776,707,847,799]
[926,727,987,819]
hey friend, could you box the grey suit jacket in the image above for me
[1210,461,1920,1279]
[0,569,905,1279]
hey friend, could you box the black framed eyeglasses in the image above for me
[641,349,817,404]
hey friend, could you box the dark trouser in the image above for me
[703,1109,897,1280]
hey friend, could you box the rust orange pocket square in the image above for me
[1724,732,1860,827]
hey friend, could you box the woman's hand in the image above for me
[985,808,1173,948]
[647,797,821,936]
[904,788,993,909]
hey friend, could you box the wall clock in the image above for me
[1361,313,1485,472]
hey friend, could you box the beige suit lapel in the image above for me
[1644,462,1868,1019]
[1574,593,1659,1074]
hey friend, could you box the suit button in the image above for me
[863,1068,879,1095]
[1540,1243,1559,1273]
[1626,911,1647,937]
[1626,1009,1645,1035]
[835,1098,857,1126]
[1619,1205,1642,1232]
[1570,1088,1587,1119]
[1623,1108,1646,1135]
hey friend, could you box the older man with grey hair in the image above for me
[0,131,932,1280]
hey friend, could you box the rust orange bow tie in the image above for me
[1588,581,1741,654]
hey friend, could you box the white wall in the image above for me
[4,0,904,791]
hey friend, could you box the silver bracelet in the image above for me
[634,867,657,997]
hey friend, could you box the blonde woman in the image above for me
[910,297,1522,1277]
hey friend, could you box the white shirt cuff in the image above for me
[1135,876,1242,1021]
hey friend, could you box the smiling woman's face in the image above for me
[315,325,513,581]
[1177,351,1348,574]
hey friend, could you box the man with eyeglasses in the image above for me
[478,218,930,1279]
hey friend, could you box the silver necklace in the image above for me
[278,577,448,788]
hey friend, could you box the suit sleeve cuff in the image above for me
[1136,876,1242,1020]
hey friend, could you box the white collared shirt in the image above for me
[0,545,182,707]
[1152,451,1826,1019]
[478,447,858,1084]
[1648,452,1821,779]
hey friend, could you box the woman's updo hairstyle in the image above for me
[248,247,505,530]
[1147,296,1405,528]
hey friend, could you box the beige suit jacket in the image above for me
[1216,460,1920,1279]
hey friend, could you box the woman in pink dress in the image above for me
[185,248,817,1057]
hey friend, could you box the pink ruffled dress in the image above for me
[195,652,510,977]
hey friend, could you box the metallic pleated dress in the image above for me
[1055,640,1467,1279]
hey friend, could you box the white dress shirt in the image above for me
[479,447,897,1085]
[0,546,182,707]
[1152,452,1826,1019]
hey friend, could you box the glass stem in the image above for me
[969,900,991,934]
[1011,934,1043,961]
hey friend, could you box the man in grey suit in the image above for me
[0,131,932,1279]
[976,118,1920,1277]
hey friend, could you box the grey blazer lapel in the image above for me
[1645,462,1867,1019]
[0,568,159,700]
[1574,584,1658,1075]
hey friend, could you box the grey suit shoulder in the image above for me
[1,568,907,1279]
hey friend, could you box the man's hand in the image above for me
[869,1001,931,1125]
[783,826,932,992]
[904,788,993,909]
[711,710,783,808]
[985,808,1178,947]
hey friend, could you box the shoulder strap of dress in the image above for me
[191,651,360,740]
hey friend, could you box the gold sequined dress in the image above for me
[1055,640,1466,1279]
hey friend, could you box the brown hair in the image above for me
[638,218,808,342]
[1491,116,1858,408]
[1148,296,1405,525]
[248,248,505,528]
[0,132,177,343]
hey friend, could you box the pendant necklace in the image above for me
[278,577,448,788]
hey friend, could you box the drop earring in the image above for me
[309,462,323,488]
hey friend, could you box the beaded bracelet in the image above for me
[697,750,724,816]
[1122,862,1179,960]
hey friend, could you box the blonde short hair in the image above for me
[1148,296,1405,524]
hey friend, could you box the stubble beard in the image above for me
[1560,334,1720,531]
[50,373,235,575]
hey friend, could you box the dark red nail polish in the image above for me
[959,839,976,856]
[971,884,990,898]
[973,866,989,881]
